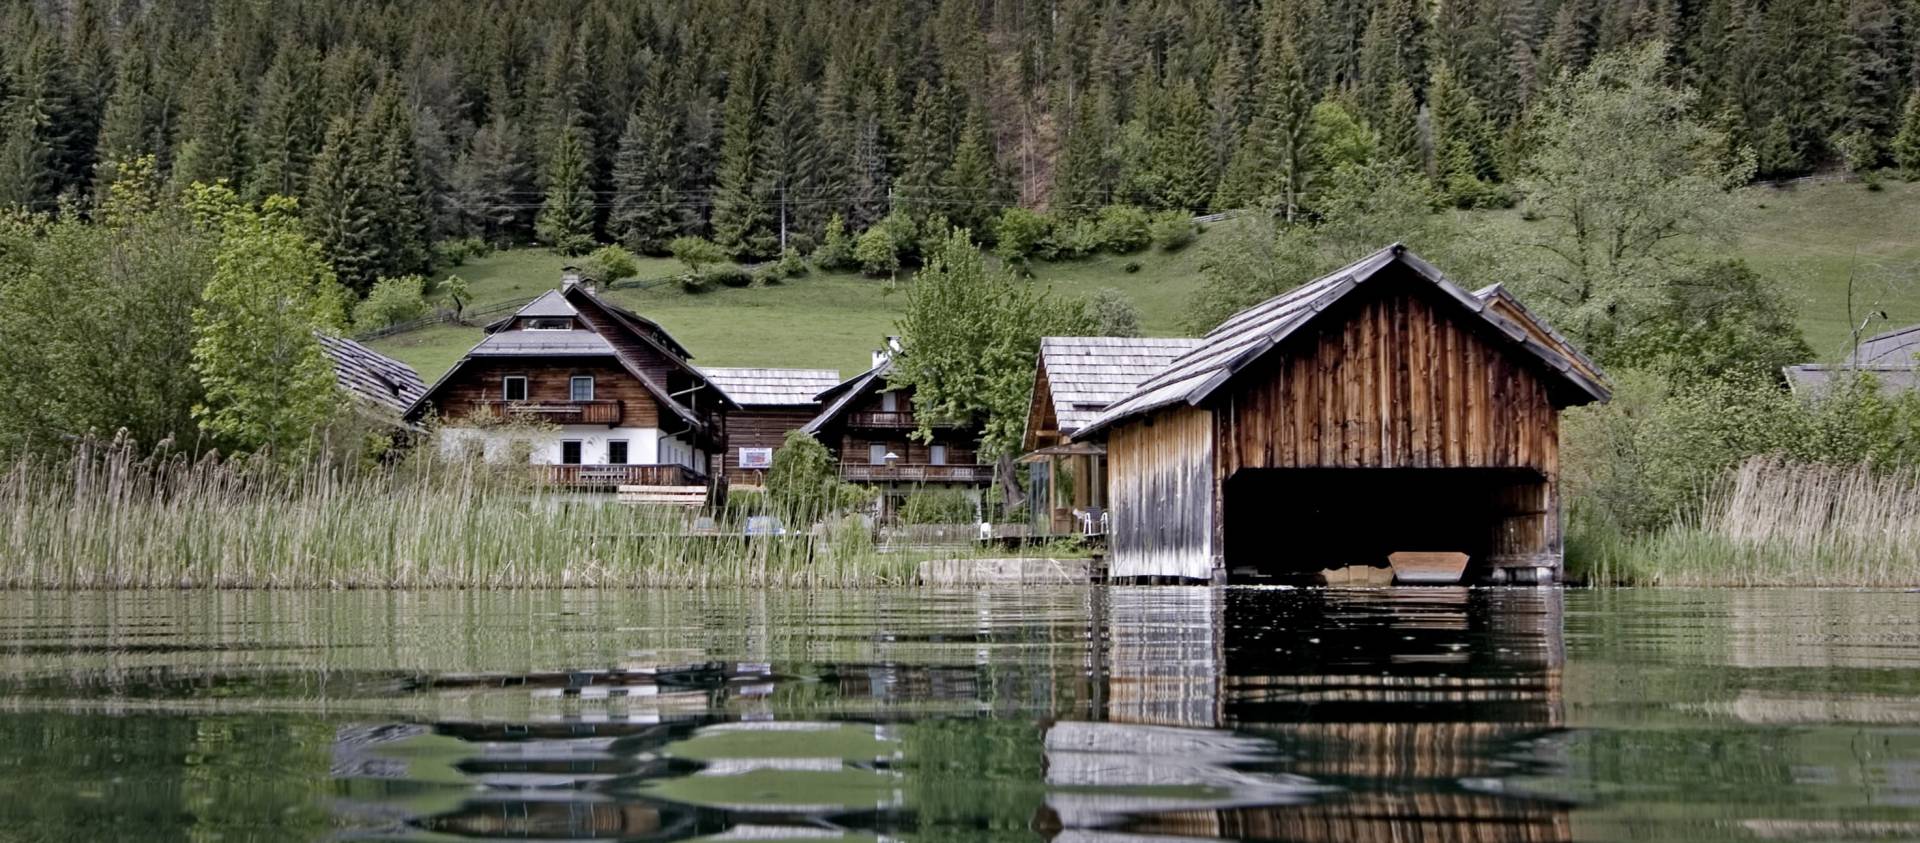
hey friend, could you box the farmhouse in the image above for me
[1072,244,1609,584]
[1784,322,1920,397]
[405,273,736,492]
[802,342,992,519]
[698,366,842,488]
[1021,336,1202,535]
[318,332,427,422]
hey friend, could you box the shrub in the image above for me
[668,236,727,274]
[582,244,640,283]
[1089,288,1141,337]
[855,225,902,276]
[704,265,753,288]
[766,431,869,521]
[1094,204,1153,253]
[1051,216,1102,258]
[1148,210,1197,251]
[432,236,490,267]
[675,272,710,294]
[771,247,810,279]
[726,488,770,517]
[1122,260,1142,273]
[899,488,977,525]
[353,274,430,331]
[814,214,856,270]
[992,207,1053,260]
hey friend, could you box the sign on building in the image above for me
[739,447,774,469]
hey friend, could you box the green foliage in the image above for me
[352,274,429,332]
[1896,96,1920,177]
[855,213,915,276]
[704,265,754,288]
[814,214,856,270]
[669,236,727,274]
[765,431,869,521]
[899,488,976,524]
[582,244,640,283]
[892,229,1096,458]
[1149,211,1198,252]
[1093,205,1153,254]
[440,273,472,320]
[188,185,348,456]
[433,236,491,268]
[535,126,594,256]
[770,248,810,279]
[992,208,1053,260]
[1088,288,1141,338]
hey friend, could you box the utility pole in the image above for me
[779,185,788,252]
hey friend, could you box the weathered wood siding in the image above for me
[428,358,661,428]
[720,406,816,485]
[1215,290,1560,476]
[1108,406,1215,580]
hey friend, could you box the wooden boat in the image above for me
[1389,552,1470,584]
[1317,565,1395,587]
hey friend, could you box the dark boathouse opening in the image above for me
[1221,467,1552,582]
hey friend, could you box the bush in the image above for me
[353,274,430,331]
[1148,210,1197,251]
[766,431,869,521]
[899,488,976,525]
[669,236,727,274]
[1089,288,1141,337]
[703,265,753,288]
[1094,204,1153,253]
[726,488,770,517]
[432,236,490,267]
[675,272,710,294]
[814,214,856,270]
[1051,216,1103,258]
[855,225,903,276]
[992,207,1053,260]
[1122,260,1142,273]
[771,247,810,279]
[582,244,640,283]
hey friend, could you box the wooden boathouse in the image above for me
[1072,244,1609,584]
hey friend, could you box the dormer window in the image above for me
[502,376,527,401]
[525,317,572,331]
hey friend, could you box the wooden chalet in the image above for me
[1072,244,1610,584]
[801,343,991,518]
[405,273,737,492]
[1784,322,1920,397]
[318,333,427,421]
[1021,336,1202,535]
[698,366,842,487]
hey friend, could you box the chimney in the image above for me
[560,266,583,290]
[872,336,902,369]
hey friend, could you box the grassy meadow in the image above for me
[372,179,1920,382]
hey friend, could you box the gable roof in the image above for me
[516,289,578,318]
[799,362,889,434]
[1847,323,1920,367]
[1035,337,1204,436]
[318,333,426,416]
[1785,364,1920,397]
[1072,244,1611,440]
[698,367,842,406]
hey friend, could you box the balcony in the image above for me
[846,411,963,429]
[841,463,992,483]
[538,463,703,490]
[471,400,622,425]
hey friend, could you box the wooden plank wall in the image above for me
[428,358,662,428]
[1108,405,1215,580]
[720,406,815,485]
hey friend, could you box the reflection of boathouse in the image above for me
[1051,586,1573,843]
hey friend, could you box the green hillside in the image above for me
[372,180,1920,382]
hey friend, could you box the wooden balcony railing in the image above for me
[846,411,965,429]
[841,463,992,483]
[538,464,703,489]
[471,400,623,425]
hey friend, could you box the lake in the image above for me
[0,587,1917,842]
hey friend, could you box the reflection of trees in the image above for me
[897,719,1046,841]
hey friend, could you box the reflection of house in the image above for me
[405,272,736,492]
[1021,337,1201,534]
[317,333,426,421]
[1073,245,1610,583]
[1785,323,1920,396]
[800,342,991,517]
[699,367,842,488]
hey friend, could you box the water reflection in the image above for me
[3,587,1919,842]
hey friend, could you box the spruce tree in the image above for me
[250,44,324,200]
[304,115,381,293]
[365,87,430,280]
[942,111,1001,233]
[172,53,252,189]
[610,94,690,255]
[1428,62,1501,207]
[896,81,955,220]
[450,114,532,243]
[1380,80,1424,170]
[94,51,163,190]
[709,53,776,259]
[535,124,595,255]
[1148,80,1215,212]
[1894,95,1920,177]
[759,39,822,243]
[1833,0,1900,159]
[1051,87,1112,218]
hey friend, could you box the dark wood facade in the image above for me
[802,363,991,520]
[720,406,816,486]
[1074,246,1609,583]
[429,357,664,429]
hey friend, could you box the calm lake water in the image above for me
[1,587,1917,842]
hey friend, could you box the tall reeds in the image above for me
[1571,457,1920,587]
[0,437,941,589]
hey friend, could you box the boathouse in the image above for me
[1072,245,1609,584]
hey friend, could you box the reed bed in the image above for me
[0,438,945,589]
[1572,457,1920,587]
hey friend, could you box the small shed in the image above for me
[1072,244,1610,584]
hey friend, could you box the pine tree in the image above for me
[250,43,324,199]
[1428,62,1502,206]
[1380,80,1424,169]
[1833,0,1900,161]
[1148,80,1215,212]
[304,115,381,293]
[535,124,595,255]
[172,53,252,188]
[94,51,163,190]
[709,53,776,259]
[450,114,532,243]
[942,110,1002,233]
[1894,94,1920,177]
[896,81,955,220]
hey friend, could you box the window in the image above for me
[570,376,595,402]
[880,391,899,412]
[560,440,583,465]
[929,444,947,466]
[525,317,572,330]
[869,444,888,465]
[502,375,527,401]
[607,440,628,465]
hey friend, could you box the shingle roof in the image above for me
[698,367,842,406]
[1038,337,1204,435]
[517,289,578,318]
[800,362,889,434]
[1072,244,1611,440]
[1784,364,1920,397]
[1847,324,1920,367]
[317,333,426,416]
[467,329,617,356]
